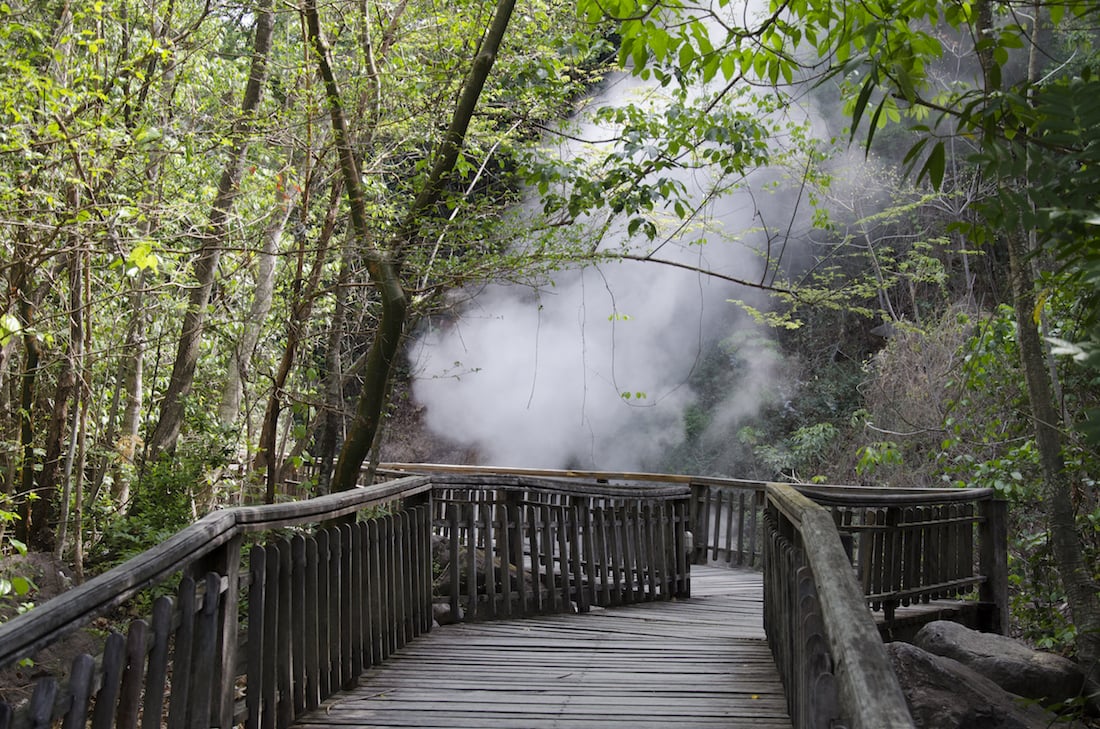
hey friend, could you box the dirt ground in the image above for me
[0,553,101,709]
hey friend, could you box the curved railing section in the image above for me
[0,472,691,729]
[764,483,915,729]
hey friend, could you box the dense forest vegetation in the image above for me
[0,0,1098,684]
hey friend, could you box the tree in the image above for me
[304,0,520,492]
[574,0,1100,676]
[144,0,276,460]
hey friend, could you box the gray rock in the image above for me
[914,620,1085,708]
[432,601,462,626]
[886,642,1079,729]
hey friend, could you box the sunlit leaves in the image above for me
[0,313,20,346]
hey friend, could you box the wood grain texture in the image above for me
[290,567,790,729]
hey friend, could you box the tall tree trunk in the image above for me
[253,182,338,502]
[55,242,86,561]
[1006,230,1100,677]
[314,265,351,494]
[145,0,276,459]
[305,0,518,491]
[13,260,42,545]
[219,182,295,428]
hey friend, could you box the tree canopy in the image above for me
[0,0,1097,684]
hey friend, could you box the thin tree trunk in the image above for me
[305,0,518,491]
[1007,230,1100,675]
[14,265,42,545]
[219,185,294,427]
[314,265,351,494]
[145,0,276,459]
[253,183,338,502]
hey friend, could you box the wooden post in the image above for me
[689,483,707,564]
[978,498,1009,633]
[187,533,242,729]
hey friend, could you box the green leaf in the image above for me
[918,140,945,190]
[850,77,876,145]
[0,313,21,345]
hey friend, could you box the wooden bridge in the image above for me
[0,465,1008,729]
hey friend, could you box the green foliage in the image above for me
[754,422,840,480]
[1008,529,1079,653]
[93,433,234,568]
[854,441,903,477]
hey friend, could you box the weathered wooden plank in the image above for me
[315,529,331,701]
[338,524,353,688]
[246,547,267,729]
[60,654,94,729]
[747,492,760,567]
[328,526,343,687]
[261,545,280,729]
[464,503,478,620]
[273,545,294,729]
[366,519,383,668]
[289,567,790,729]
[569,503,587,612]
[303,535,321,711]
[381,515,397,658]
[291,535,308,715]
[507,500,527,616]
[417,505,433,635]
[92,631,126,729]
[348,522,364,679]
[142,595,173,729]
[27,676,57,729]
[555,504,571,610]
[116,618,147,729]
[167,577,195,729]
[594,506,611,606]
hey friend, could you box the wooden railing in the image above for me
[688,478,766,567]
[0,476,434,729]
[685,478,1008,633]
[764,483,915,729]
[0,472,690,729]
[796,484,1009,632]
[430,474,691,620]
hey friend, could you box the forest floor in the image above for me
[0,553,101,709]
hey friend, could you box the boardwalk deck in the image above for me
[291,566,792,729]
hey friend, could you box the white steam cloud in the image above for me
[410,63,812,471]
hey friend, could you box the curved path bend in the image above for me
[291,566,792,729]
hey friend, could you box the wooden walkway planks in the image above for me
[292,566,791,729]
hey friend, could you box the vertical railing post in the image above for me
[978,497,1009,633]
[188,533,242,729]
[689,482,707,564]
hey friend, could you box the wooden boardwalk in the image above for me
[292,566,792,729]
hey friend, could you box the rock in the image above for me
[432,601,462,626]
[886,642,1080,729]
[914,620,1085,708]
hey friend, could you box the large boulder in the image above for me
[914,620,1085,708]
[886,642,1080,729]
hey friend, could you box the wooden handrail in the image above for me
[0,475,431,671]
[0,466,1009,729]
[765,483,915,729]
[0,472,692,729]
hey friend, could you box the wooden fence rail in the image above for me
[764,483,915,729]
[0,473,691,729]
[427,474,692,620]
[684,479,1008,633]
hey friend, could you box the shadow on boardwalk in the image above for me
[292,566,792,729]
